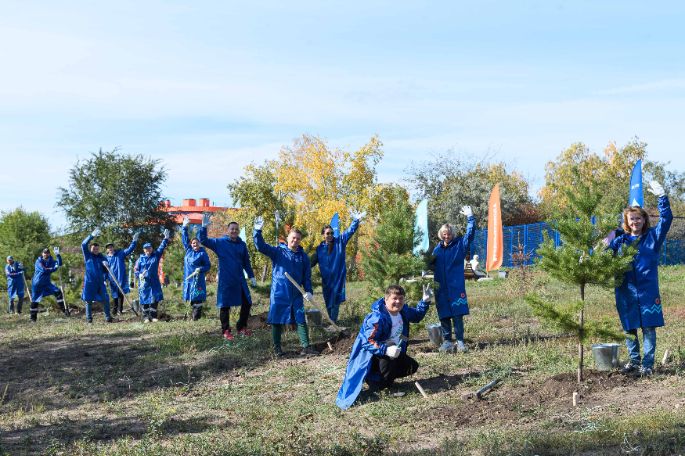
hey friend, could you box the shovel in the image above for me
[283,272,347,334]
[103,263,139,317]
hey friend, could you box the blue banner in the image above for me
[413,199,429,255]
[330,212,340,237]
[629,159,643,207]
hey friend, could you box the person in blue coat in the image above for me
[311,210,364,324]
[134,229,170,323]
[181,216,212,321]
[609,181,672,376]
[336,284,432,410]
[30,247,67,321]
[253,216,317,357]
[5,256,26,314]
[198,214,256,339]
[431,206,476,352]
[81,228,112,323]
[105,231,139,316]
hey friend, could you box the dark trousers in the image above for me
[9,297,24,314]
[142,301,159,319]
[111,295,124,315]
[219,292,252,332]
[30,290,66,321]
[369,352,419,389]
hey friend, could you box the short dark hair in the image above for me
[385,284,406,297]
[321,224,334,235]
[289,228,303,237]
[91,242,100,247]
[228,221,239,229]
[42,248,50,254]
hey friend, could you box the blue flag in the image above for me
[330,212,340,237]
[629,160,643,207]
[413,199,429,255]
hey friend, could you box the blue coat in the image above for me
[336,296,430,410]
[81,235,110,302]
[610,196,672,331]
[253,229,311,325]
[134,239,169,305]
[31,254,62,302]
[106,239,137,297]
[198,227,254,308]
[182,226,211,302]
[432,216,476,319]
[312,218,360,317]
[5,262,26,299]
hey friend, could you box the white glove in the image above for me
[254,216,264,230]
[460,206,473,217]
[303,292,313,302]
[194,267,201,275]
[132,231,140,242]
[648,180,666,197]
[182,216,190,227]
[139,270,147,279]
[201,212,212,228]
[250,277,257,287]
[350,210,366,221]
[91,228,101,237]
[102,260,109,268]
[422,284,433,303]
[163,229,170,240]
[386,345,401,359]
[53,246,60,255]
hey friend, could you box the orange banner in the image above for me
[486,184,503,272]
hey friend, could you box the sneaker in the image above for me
[456,341,468,353]
[274,346,284,357]
[86,318,93,324]
[639,366,653,377]
[300,346,319,356]
[620,362,639,374]
[105,317,113,323]
[151,318,159,323]
[223,330,234,341]
[143,318,151,323]
[438,341,454,352]
[238,328,253,337]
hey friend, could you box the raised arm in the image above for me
[461,206,476,252]
[197,226,218,252]
[123,237,138,257]
[181,225,191,251]
[81,234,94,257]
[340,217,361,245]
[156,238,169,256]
[253,228,278,260]
[654,195,673,250]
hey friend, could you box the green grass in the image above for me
[2,267,685,455]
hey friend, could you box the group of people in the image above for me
[4,180,674,409]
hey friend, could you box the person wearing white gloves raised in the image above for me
[336,284,432,409]
[253,216,317,357]
[609,181,673,377]
[431,206,477,353]
[181,216,212,321]
[310,209,365,324]
[197,213,256,340]
[134,228,171,323]
[81,228,112,323]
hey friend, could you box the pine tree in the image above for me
[526,168,636,383]
[361,195,423,294]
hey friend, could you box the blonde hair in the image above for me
[437,223,454,240]
[622,206,650,235]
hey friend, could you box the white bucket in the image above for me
[427,323,443,347]
[592,343,620,370]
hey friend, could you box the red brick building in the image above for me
[161,198,234,225]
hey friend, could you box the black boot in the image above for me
[17,297,23,314]
[111,300,118,316]
[8,299,15,314]
[192,303,203,321]
[30,302,38,322]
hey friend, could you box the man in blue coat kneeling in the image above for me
[336,283,432,410]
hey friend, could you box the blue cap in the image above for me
[143,242,152,249]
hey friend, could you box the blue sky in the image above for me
[1,1,683,230]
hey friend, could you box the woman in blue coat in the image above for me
[134,230,170,323]
[336,284,432,410]
[609,181,672,376]
[311,210,363,324]
[30,247,67,321]
[105,231,139,316]
[198,214,256,339]
[253,216,317,357]
[81,229,112,323]
[5,256,26,314]
[432,206,476,352]
[181,217,211,321]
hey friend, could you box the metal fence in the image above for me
[471,218,685,268]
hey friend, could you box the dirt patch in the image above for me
[246,311,270,330]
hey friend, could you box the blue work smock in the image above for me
[432,216,476,319]
[5,262,26,299]
[31,254,62,302]
[336,296,430,410]
[312,218,360,322]
[182,226,211,303]
[253,229,311,325]
[106,239,137,297]
[134,239,169,305]
[610,196,672,331]
[81,235,110,302]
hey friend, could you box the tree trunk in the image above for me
[578,283,585,383]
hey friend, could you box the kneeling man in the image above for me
[336,284,432,410]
